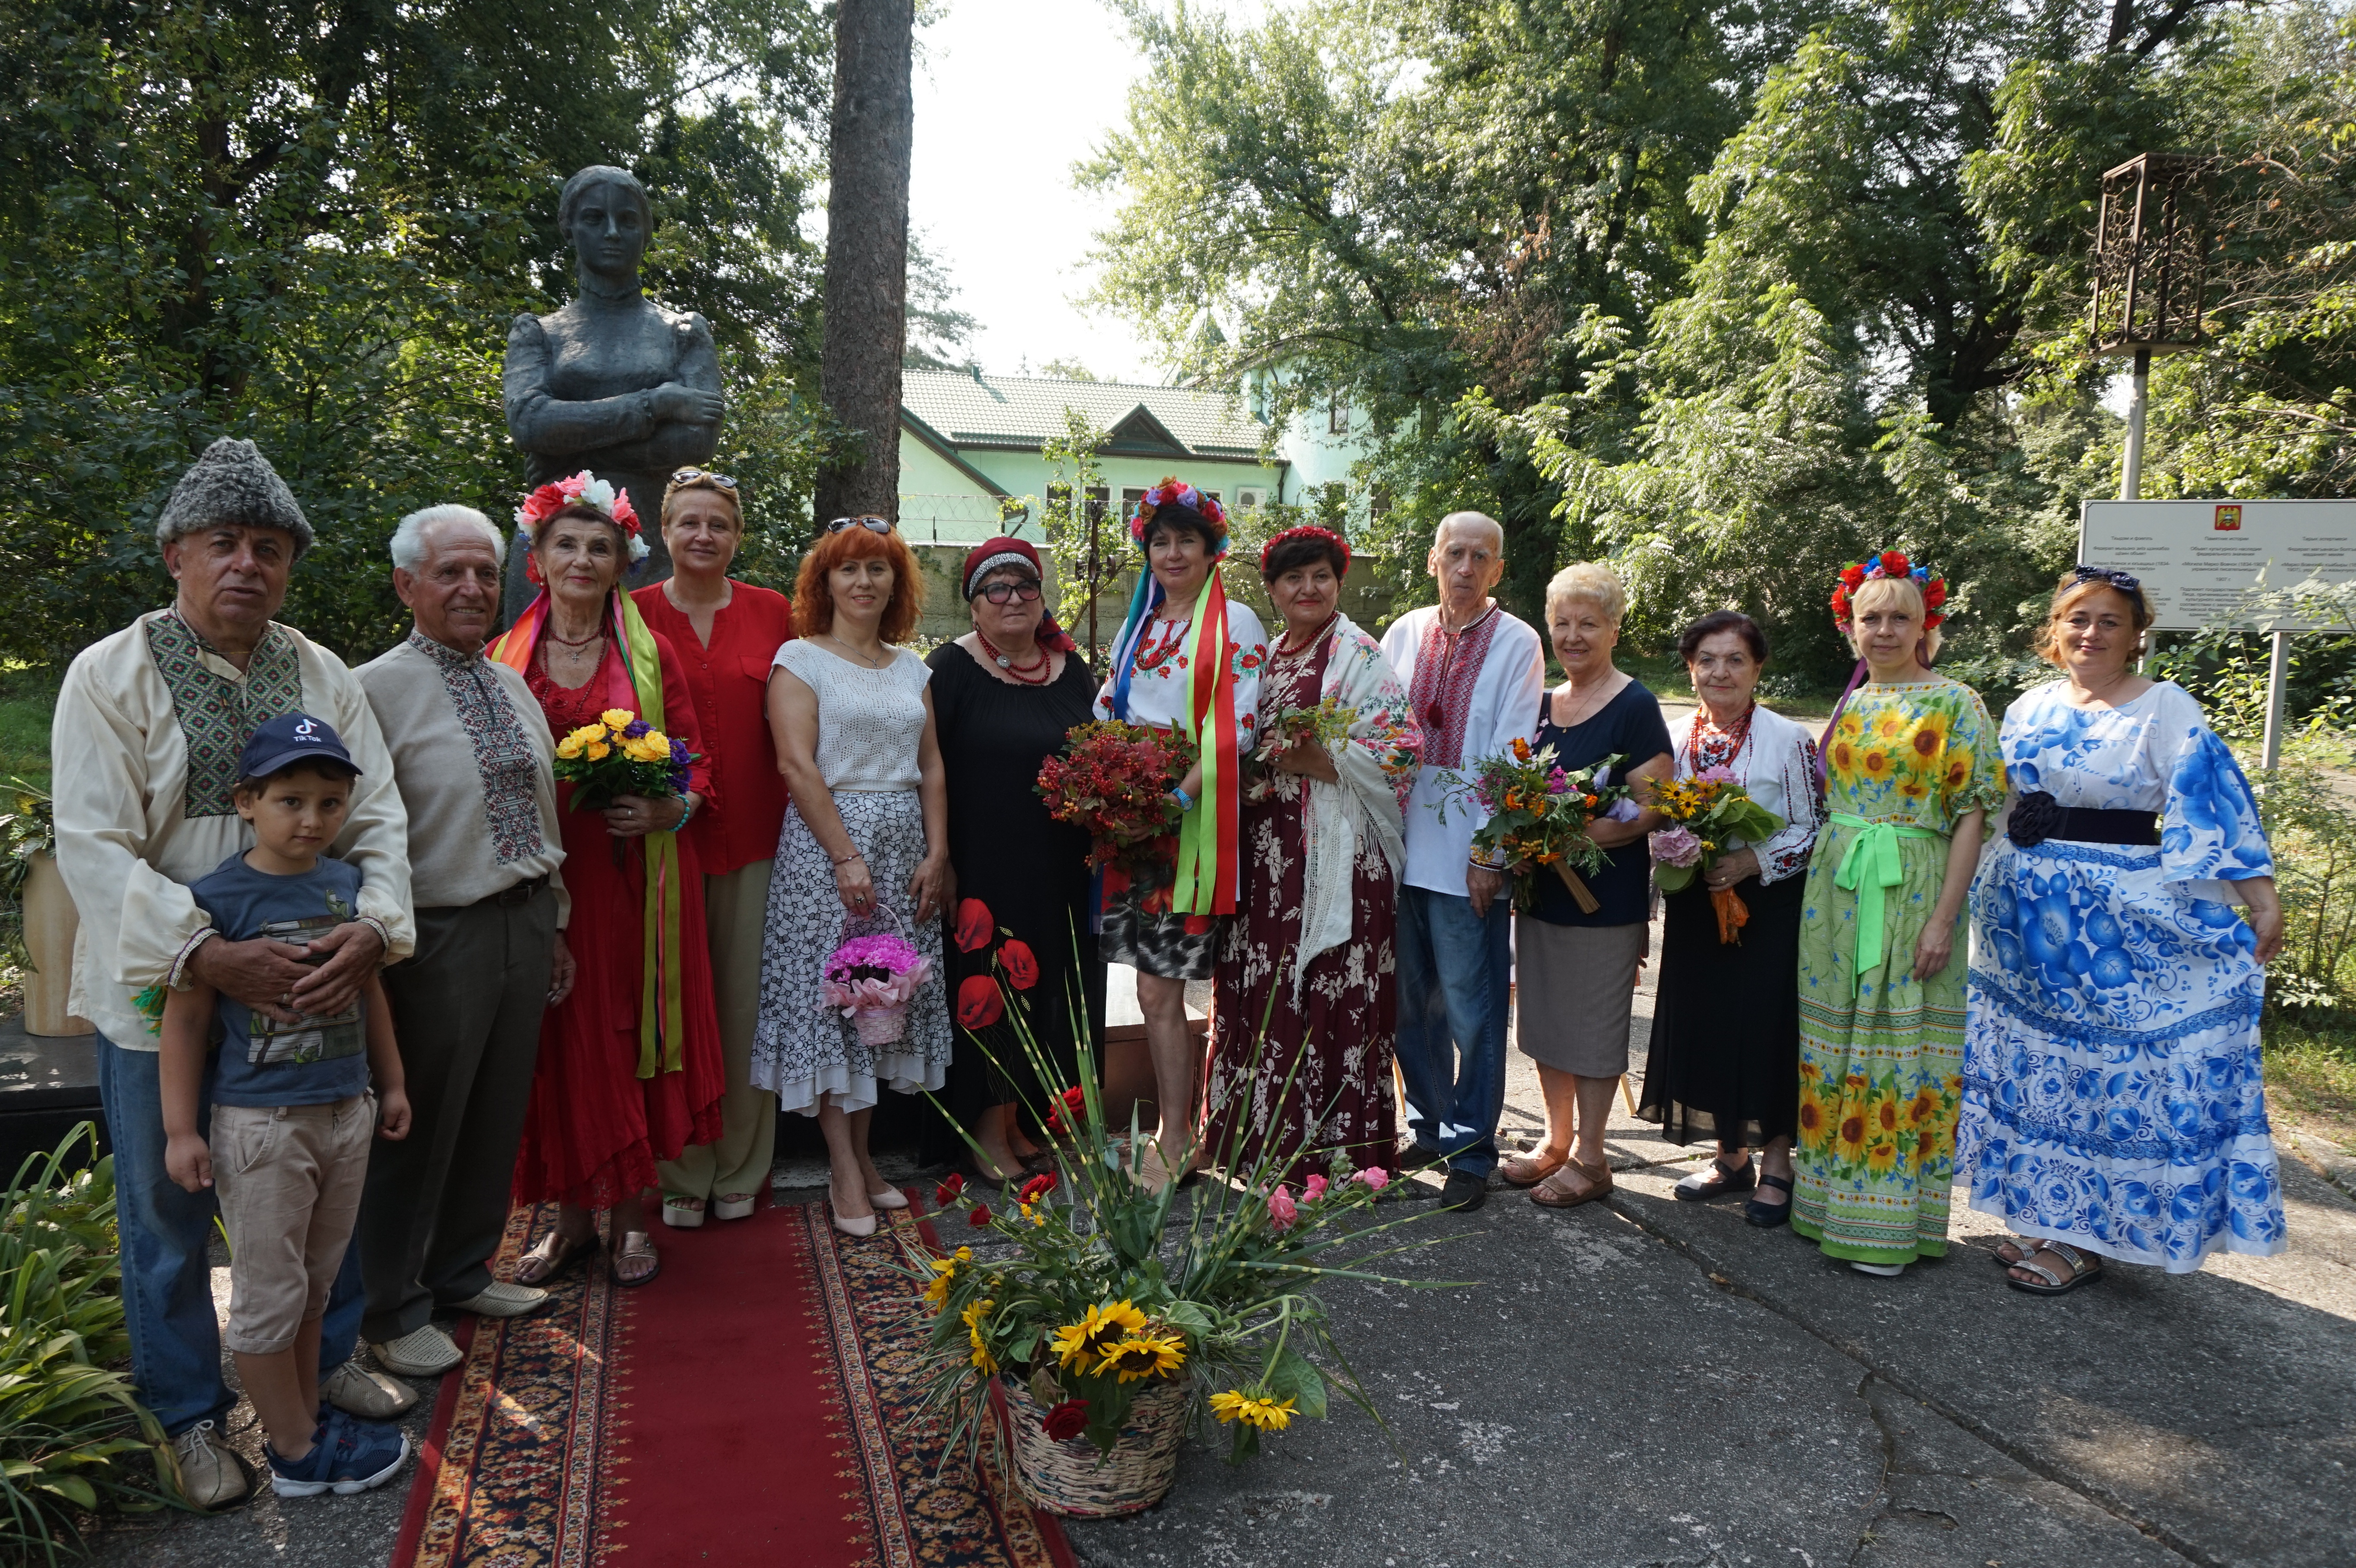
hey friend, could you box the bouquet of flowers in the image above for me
[1649,767,1786,944]
[911,899,1462,1514]
[1244,695,1354,799]
[822,931,931,1047]
[1438,738,1633,914]
[553,708,695,812]
[1036,721,1195,879]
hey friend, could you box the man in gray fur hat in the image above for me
[52,437,420,1509]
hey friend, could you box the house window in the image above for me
[1046,482,1072,510]
[1369,485,1393,522]
[1328,392,1349,435]
[1122,487,1147,525]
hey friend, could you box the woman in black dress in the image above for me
[927,537,1105,1180]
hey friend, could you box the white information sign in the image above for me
[2080,499,2356,631]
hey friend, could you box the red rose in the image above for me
[935,1172,965,1206]
[998,939,1039,990]
[1042,1399,1089,1442]
[969,1203,992,1227]
[1019,1170,1058,1204]
[1922,579,1948,608]
[957,975,1004,1030]
[1880,550,1909,576]
[953,898,994,953]
[1045,1085,1086,1134]
[1925,612,1945,628]
[1840,563,1867,589]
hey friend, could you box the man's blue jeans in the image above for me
[1393,885,1514,1177]
[97,1031,365,1437]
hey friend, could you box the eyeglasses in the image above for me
[2073,566,2143,595]
[826,516,892,535]
[978,580,1042,604]
[670,468,737,489]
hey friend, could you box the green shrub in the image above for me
[0,1125,170,1563]
[2255,763,2356,1018]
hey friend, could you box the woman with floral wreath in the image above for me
[491,475,725,1290]
[1203,524,1419,1180]
[1092,478,1268,1191]
[1792,552,2005,1277]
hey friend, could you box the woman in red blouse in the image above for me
[634,470,796,1228]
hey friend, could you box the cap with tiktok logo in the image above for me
[236,712,362,784]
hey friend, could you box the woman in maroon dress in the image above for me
[1205,526,1420,1178]
[491,484,725,1287]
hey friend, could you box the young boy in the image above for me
[162,713,415,1497]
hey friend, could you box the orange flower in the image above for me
[1512,737,1532,761]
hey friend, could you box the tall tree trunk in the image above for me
[814,0,915,525]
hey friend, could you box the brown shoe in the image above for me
[1499,1152,1567,1188]
[169,1419,251,1511]
[1529,1157,1613,1209]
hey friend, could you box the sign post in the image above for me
[2080,498,2356,769]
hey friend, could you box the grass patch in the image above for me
[0,664,57,792]
[2264,1020,2356,1154]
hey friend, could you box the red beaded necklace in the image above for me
[977,631,1052,685]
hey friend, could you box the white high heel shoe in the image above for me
[868,1187,910,1211]
[829,1180,877,1238]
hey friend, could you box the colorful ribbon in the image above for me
[493,589,690,1077]
[1829,812,1946,999]
[1170,569,1241,916]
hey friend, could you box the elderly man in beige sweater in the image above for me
[354,506,575,1378]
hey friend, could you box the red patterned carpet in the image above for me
[392,1198,1074,1568]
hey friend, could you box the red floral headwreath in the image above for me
[1830,549,1948,629]
[1128,476,1229,557]
[516,471,646,585]
[1258,523,1351,574]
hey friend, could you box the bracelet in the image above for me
[1170,785,1197,814]
[675,794,697,828]
[830,849,863,866]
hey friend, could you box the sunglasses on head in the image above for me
[670,467,737,489]
[978,579,1042,604]
[2073,566,2143,595]
[827,515,892,535]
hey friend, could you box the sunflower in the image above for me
[1914,1124,1944,1168]
[921,1246,975,1307]
[1905,711,1950,760]
[1798,1059,1823,1085]
[1941,748,1974,790]
[963,1298,998,1373]
[1796,1085,1829,1149]
[1835,708,1865,741]
[1837,1109,1869,1163]
[1866,1136,1899,1176]
[1048,1299,1148,1371]
[1906,1086,1940,1127]
[1872,1094,1902,1138]
[1829,739,1857,780]
[1861,747,1894,783]
[1208,1390,1297,1432]
[1096,1333,1188,1383]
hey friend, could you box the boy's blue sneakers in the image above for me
[267,1409,410,1497]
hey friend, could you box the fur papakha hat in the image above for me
[154,438,314,554]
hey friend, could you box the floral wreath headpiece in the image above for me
[1830,549,1947,629]
[1258,523,1350,575]
[516,471,649,582]
[1128,476,1229,558]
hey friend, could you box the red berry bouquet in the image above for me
[1035,720,1196,880]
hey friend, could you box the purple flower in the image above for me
[623,719,651,739]
[669,738,690,762]
[1695,765,1735,784]
[1547,768,1568,794]
[1650,825,1703,868]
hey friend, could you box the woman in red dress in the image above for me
[491,481,725,1287]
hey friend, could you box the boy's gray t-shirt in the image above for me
[188,852,370,1107]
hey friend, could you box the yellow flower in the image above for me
[1941,748,1975,791]
[921,1246,974,1307]
[1837,1106,1869,1163]
[963,1297,997,1373]
[600,708,636,730]
[585,739,610,761]
[1048,1299,1146,1371]
[1836,708,1864,740]
[1866,1136,1900,1176]
[1872,1093,1902,1139]
[1797,1084,1829,1150]
[555,735,585,761]
[1207,1390,1296,1431]
[1905,712,1950,763]
[564,723,606,747]
[1906,1087,1940,1128]
[1094,1333,1187,1384]
[1860,746,1894,782]
[623,736,668,764]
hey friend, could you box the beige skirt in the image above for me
[1514,917,1647,1078]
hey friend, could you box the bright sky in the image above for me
[909,0,1162,384]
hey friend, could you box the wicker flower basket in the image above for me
[850,1003,909,1047]
[999,1373,1191,1517]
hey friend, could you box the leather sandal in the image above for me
[1744,1173,1795,1228]
[1674,1155,1757,1202]
[1498,1151,1567,1188]
[2006,1240,2103,1296]
[514,1228,596,1287]
[609,1231,661,1288]
[1529,1157,1613,1209]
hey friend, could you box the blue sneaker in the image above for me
[267,1410,410,1497]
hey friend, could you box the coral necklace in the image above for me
[976,631,1051,684]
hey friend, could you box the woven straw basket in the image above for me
[1000,1374,1192,1517]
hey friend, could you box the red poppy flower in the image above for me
[935,1172,965,1206]
[1879,550,1909,576]
[1044,1085,1086,1135]
[953,898,995,953]
[1923,579,1948,608]
[969,1203,992,1227]
[1019,1171,1059,1204]
[998,939,1039,990]
[957,975,1004,1030]
[1042,1399,1089,1442]
[1840,563,1867,589]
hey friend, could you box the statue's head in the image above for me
[559,165,652,285]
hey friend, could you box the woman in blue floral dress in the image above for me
[1961,569,2286,1294]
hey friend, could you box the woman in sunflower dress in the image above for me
[1794,553,2006,1276]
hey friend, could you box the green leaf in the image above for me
[1264,1347,1327,1421]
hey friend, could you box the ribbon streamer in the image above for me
[1829,812,1944,999]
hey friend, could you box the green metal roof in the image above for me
[900,370,1274,461]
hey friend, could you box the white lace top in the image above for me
[773,639,930,792]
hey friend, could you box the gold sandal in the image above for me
[1529,1157,1614,1209]
[514,1228,596,1286]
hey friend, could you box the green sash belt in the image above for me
[1830,812,1946,999]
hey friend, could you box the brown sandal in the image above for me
[1529,1157,1614,1209]
[1499,1152,1567,1188]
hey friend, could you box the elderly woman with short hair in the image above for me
[491,481,726,1290]
[928,537,1104,1182]
[630,469,795,1228]
[1501,562,1672,1209]
[1637,611,1824,1225]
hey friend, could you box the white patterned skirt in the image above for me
[749,789,951,1116]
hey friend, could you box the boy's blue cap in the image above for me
[237,713,361,784]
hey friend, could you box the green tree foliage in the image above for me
[1089,0,2354,682]
[0,0,830,664]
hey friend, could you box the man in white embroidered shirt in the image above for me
[52,438,418,1509]
[1379,512,1544,1211]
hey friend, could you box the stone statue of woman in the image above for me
[502,164,725,620]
